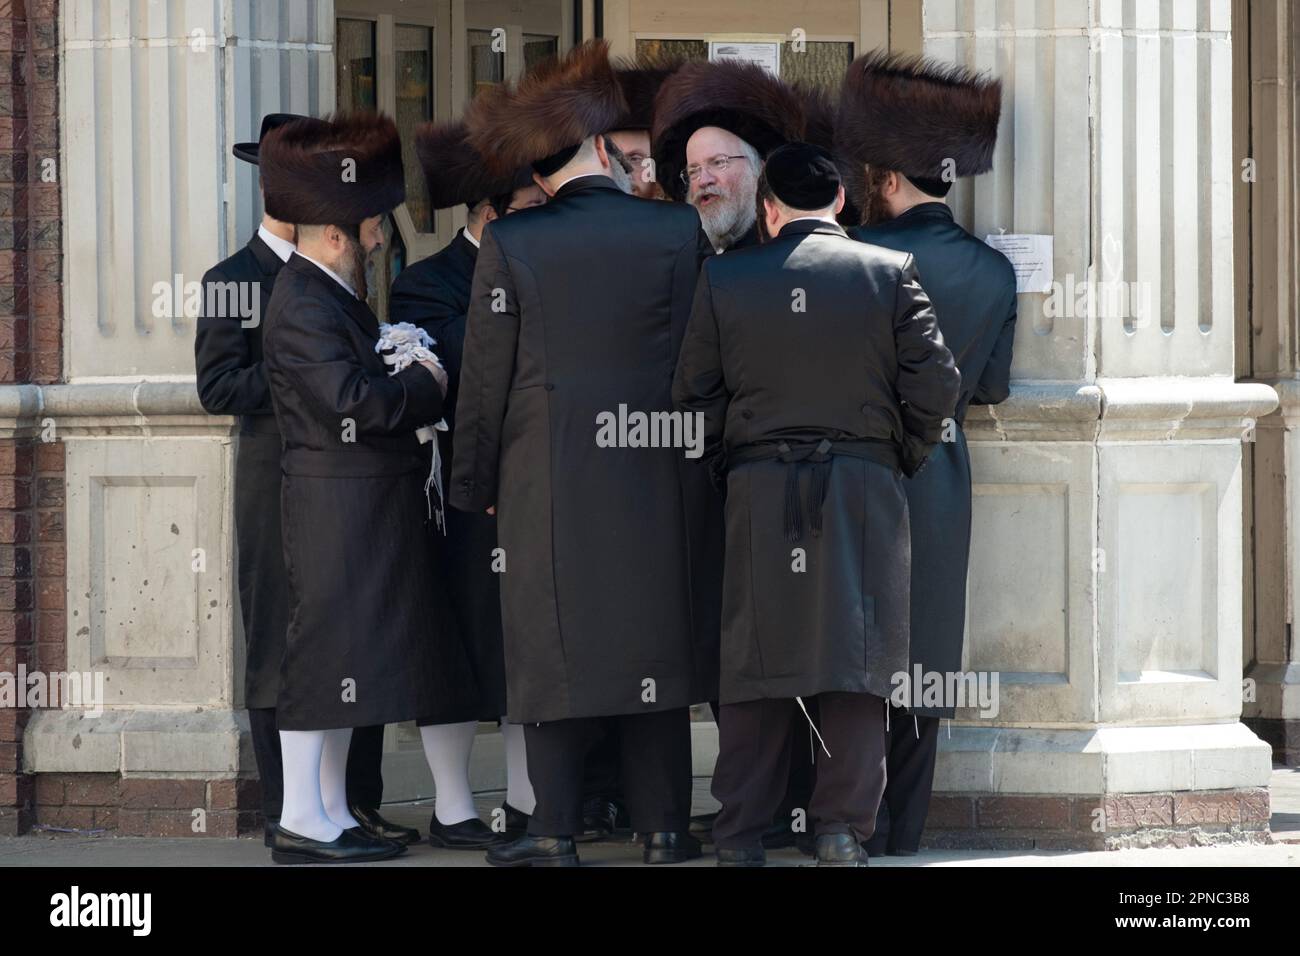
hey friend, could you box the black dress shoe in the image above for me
[270,825,405,865]
[716,845,766,867]
[486,835,579,867]
[688,811,718,844]
[501,802,530,836]
[349,804,421,846]
[577,797,619,843]
[814,833,869,867]
[428,815,507,850]
[643,831,703,865]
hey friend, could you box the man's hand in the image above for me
[486,505,496,516]
[418,359,449,396]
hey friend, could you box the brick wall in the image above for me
[0,0,61,838]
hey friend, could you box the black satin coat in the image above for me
[673,219,960,705]
[853,203,1017,717]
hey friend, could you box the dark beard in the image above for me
[340,233,369,301]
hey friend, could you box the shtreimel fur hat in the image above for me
[651,59,805,201]
[415,120,523,210]
[612,57,680,131]
[260,112,405,226]
[465,40,628,177]
[835,51,1002,184]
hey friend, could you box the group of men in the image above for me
[194,41,1016,867]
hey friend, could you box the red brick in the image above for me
[34,542,61,575]
[34,577,60,609]
[0,773,19,805]
[33,772,64,806]
[39,806,96,830]
[29,251,57,285]
[115,809,150,836]
[0,511,31,543]
[1173,791,1242,825]
[0,709,27,743]
[31,350,58,383]
[63,774,122,807]
[0,610,32,643]
[145,809,207,837]
[34,439,62,473]
[34,475,60,507]
[0,578,35,610]
[36,639,63,671]
[208,778,239,811]
[0,315,26,349]
[0,742,19,769]
[30,313,59,351]
[0,477,31,508]
[30,284,59,318]
[35,607,61,641]
[1102,793,1173,831]
[976,795,1072,830]
[35,510,61,542]
[1240,788,1270,823]
[121,778,206,810]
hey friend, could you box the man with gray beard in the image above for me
[651,59,805,253]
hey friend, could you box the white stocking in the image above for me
[320,727,360,831]
[278,730,342,843]
[501,720,536,815]
[419,721,479,825]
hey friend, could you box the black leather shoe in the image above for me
[501,802,530,836]
[716,845,766,867]
[486,835,579,867]
[263,817,279,848]
[814,833,869,867]
[643,831,703,865]
[349,804,421,846]
[270,825,405,865]
[428,815,507,850]
[577,797,619,843]
[689,811,718,844]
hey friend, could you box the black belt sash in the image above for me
[728,439,899,542]
[282,447,426,478]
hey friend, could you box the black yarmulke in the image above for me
[764,142,841,210]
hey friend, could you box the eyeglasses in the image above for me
[681,154,750,186]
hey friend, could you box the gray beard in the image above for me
[608,159,634,195]
[338,235,370,301]
[696,187,757,250]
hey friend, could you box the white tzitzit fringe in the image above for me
[795,696,831,759]
[376,322,450,534]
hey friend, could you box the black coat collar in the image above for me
[777,218,848,241]
[553,174,623,200]
[285,252,377,337]
[248,231,286,278]
[892,202,954,226]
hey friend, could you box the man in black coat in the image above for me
[387,121,543,849]
[193,113,416,850]
[258,112,476,864]
[652,59,804,252]
[837,52,1017,856]
[452,41,720,867]
[673,143,960,866]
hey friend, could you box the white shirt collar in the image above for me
[552,171,607,193]
[461,226,481,249]
[258,224,296,263]
[787,215,839,227]
[295,251,359,299]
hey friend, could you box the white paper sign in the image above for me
[984,233,1054,294]
[709,41,781,76]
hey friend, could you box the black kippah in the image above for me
[764,142,841,210]
[532,143,582,177]
[905,173,954,198]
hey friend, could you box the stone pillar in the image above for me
[2,0,336,837]
[924,0,1276,848]
[1241,0,1300,765]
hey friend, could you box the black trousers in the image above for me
[865,708,940,855]
[581,719,624,803]
[525,708,692,837]
[711,692,886,850]
[247,710,387,818]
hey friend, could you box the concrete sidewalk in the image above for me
[3,766,1298,868]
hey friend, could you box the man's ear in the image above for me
[833,184,846,216]
[593,134,609,169]
[533,170,555,198]
[482,205,500,224]
[885,171,901,198]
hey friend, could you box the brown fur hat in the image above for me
[835,50,1002,181]
[651,59,805,201]
[792,83,861,227]
[260,112,405,226]
[465,39,628,177]
[612,57,680,131]
[415,120,521,210]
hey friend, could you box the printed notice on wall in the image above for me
[984,233,1054,294]
[708,41,780,76]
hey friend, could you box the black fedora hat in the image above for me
[233,113,307,166]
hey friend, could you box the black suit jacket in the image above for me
[389,229,478,435]
[853,203,1016,423]
[194,232,284,432]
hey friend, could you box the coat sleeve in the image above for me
[893,255,961,447]
[269,292,443,436]
[449,225,518,513]
[672,261,729,486]
[390,267,468,389]
[971,286,1017,406]
[194,264,271,416]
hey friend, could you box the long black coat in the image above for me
[673,219,960,706]
[854,203,1017,717]
[263,253,477,730]
[390,230,507,720]
[450,175,722,724]
[194,232,286,710]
